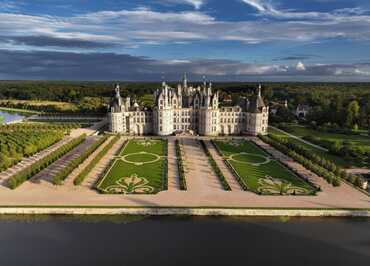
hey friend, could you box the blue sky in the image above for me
[0,0,370,81]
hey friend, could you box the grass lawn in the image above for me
[270,124,370,168]
[213,139,315,195]
[96,139,167,194]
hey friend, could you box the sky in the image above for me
[0,0,370,81]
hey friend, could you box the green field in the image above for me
[97,139,167,194]
[270,125,370,168]
[213,139,315,195]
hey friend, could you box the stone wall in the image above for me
[0,207,368,217]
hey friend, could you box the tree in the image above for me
[345,100,360,129]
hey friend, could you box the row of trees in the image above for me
[8,135,86,189]
[175,139,187,190]
[260,134,367,189]
[303,135,370,162]
[52,135,109,185]
[74,136,120,185]
[199,140,231,191]
[161,139,169,191]
[0,130,64,171]
[0,123,81,132]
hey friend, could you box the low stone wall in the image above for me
[0,207,368,217]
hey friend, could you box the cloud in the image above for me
[162,0,205,10]
[241,0,370,21]
[296,61,306,71]
[0,35,114,48]
[0,49,369,81]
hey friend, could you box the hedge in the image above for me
[73,136,119,185]
[52,135,109,185]
[161,139,169,191]
[175,139,187,190]
[210,140,249,191]
[95,139,128,190]
[259,134,342,187]
[8,135,86,189]
[199,140,231,191]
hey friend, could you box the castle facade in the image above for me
[108,75,269,136]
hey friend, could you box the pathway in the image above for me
[205,140,243,191]
[29,136,99,187]
[167,137,180,191]
[181,138,223,192]
[81,137,126,189]
[0,137,72,187]
[269,125,328,152]
[63,136,113,187]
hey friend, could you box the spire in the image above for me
[203,75,207,87]
[115,84,121,98]
[258,83,262,97]
[183,72,188,88]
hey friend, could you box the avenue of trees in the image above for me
[52,135,109,185]
[260,134,367,190]
[8,135,86,189]
[0,130,64,171]
[175,139,187,190]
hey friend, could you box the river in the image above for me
[0,215,368,266]
[0,110,27,124]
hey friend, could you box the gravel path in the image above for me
[205,140,243,191]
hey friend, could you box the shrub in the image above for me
[8,134,86,189]
[199,139,231,191]
[175,139,187,190]
[259,134,342,187]
[74,136,120,185]
[52,135,109,185]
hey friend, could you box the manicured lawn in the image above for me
[97,139,167,194]
[270,125,370,168]
[213,139,315,195]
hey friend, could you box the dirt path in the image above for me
[205,140,243,191]
[181,138,223,192]
[167,138,180,191]
[81,137,126,189]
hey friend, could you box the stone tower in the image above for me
[246,84,269,136]
[154,82,174,135]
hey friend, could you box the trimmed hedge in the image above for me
[199,140,231,191]
[73,136,120,185]
[263,134,368,190]
[95,139,128,190]
[175,139,187,190]
[211,140,249,191]
[8,135,86,189]
[259,134,342,187]
[162,139,169,191]
[52,135,109,185]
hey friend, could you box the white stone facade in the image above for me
[108,76,268,136]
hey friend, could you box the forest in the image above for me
[0,80,369,129]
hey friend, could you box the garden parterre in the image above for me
[96,138,168,194]
[213,139,315,195]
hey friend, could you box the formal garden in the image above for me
[212,139,316,195]
[96,138,168,194]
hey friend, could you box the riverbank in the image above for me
[0,206,368,217]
